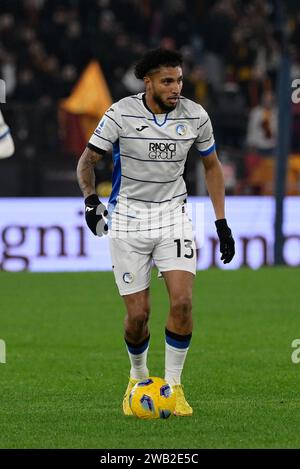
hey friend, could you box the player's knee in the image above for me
[126,309,150,329]
[171,295,192,317]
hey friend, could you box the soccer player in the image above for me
[0,110,14,159]
[77,48,235,416]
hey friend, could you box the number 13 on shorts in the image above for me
[174,239,194,259]
[153,236,196,276]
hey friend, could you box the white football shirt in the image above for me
[0,111,14,159]
[88,93,215,228]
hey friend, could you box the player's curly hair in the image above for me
[134,48,183,79]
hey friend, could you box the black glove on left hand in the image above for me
[215,218,235,264]
[85,194,108,236]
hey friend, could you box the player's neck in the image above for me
[144,93,168,115]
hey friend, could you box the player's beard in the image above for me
[153,93,177,112]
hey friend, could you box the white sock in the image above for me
[164,329,192,385]
[165,343,190,385]
[125,337,150,380]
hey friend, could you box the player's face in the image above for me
[147,66,183,112]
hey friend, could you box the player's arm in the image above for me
[201,150,225,220]
[77,103,121,236]
[77,146,108,236]
[77,146,105,199]
[201,150,235,264]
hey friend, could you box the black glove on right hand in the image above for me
[215,218,235,264]
[85,194,108,236]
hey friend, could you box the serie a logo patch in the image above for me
[94,118,106,136]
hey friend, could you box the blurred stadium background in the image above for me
[1,0,300,450]
[1,0,300,198]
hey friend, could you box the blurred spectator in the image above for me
[246,90,277,156]
[202,0,236,92]
[214,78,247,148]
[244,89,278,195]
[291,103,300,153]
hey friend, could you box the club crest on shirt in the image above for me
[176,124,187,136]
[123,272,134,284]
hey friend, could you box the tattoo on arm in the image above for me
[76,148,105,198]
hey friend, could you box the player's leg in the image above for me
[109,235,152,415]
[153,210,196,416]
[121,289,151,416]
[123,288,151,380]
[164,270,194,335]
[162,270,194,416]
[163,270,194,384]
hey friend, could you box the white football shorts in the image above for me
[108,209,196,295]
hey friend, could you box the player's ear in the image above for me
[144,75,151,90]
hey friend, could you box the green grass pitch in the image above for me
[0,268,300,449]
